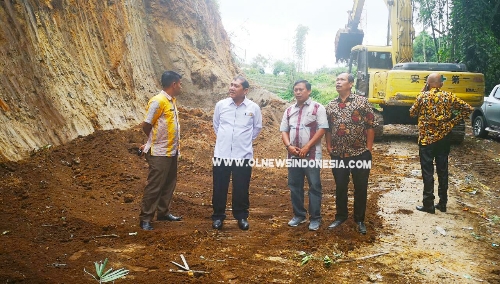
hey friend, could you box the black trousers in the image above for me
[419,134,451,207]
[212,159,252,221]
[331,150,372,222]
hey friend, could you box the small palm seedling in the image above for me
[323,255,333,268]
[84,258,129,283]
[300,254,313,266]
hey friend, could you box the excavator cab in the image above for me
[367,51,393,69]
[349,47,368,96]
[348,46,393,97]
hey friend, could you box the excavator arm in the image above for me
[335,0,365,62]
[385,0,414,63]
[335,0,414,64]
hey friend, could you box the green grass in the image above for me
[246,70,341,105]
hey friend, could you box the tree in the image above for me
[414,0,500,93]
[413,31,437,62]
[293,25,309,72]
[272,60,296,77]
[250,54,269,74]
[449,0,500,92]
[413,0,449,61]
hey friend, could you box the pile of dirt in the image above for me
[1,107,499,283]
[0,104,381,283]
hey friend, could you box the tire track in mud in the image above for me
[368,136,499,283]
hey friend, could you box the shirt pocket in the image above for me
[236,112,254,126]
[303,113,318,128]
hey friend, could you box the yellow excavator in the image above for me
[335,0,485,143]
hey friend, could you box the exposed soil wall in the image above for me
[0,0,239,161]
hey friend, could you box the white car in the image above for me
[471,84,500,137]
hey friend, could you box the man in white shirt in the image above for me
[212,75,262,230]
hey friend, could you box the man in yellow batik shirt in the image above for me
[410,72,473,214]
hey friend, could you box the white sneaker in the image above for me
[288,216,306,227]
[309,220,321,231]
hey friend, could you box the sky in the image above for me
[218,0,394,72]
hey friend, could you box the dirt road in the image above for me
[0,107,499,283]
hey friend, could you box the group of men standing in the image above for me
[137,70,472,235]
[137,72,263,232]
[280,73,375,234]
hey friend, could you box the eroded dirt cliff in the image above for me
[0,0,238,161]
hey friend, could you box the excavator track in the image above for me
[374,110,384,141]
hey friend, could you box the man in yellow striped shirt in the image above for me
[139,71,183,230]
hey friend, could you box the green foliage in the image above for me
[298,252,344,267]
[246,72,290,94]
[413,0,453,61]
[414,0,500,93]
[413,31,438,62]
[250,54,269,74]
[273,60,296,77]
[273,71,339,105]
[310,87,338,105]
[323,255,333,268]
[279,89,295,102]
[314,66,348,75]
[490,215,500,224]
[300,254,313,266]
[84,258,129,283]
[450,0,500,92]
[247,61,346,105]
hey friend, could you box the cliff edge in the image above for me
[0,0,239,161]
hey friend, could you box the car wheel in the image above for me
[473,116,488,138]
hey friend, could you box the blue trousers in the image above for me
[288,163,322,221]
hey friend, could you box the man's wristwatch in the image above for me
[286,144,291,149]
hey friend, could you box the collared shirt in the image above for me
[213,97,262,159]
[279,98,329,159]
[325,94,377,157]
[409,87,473,145]
[143,90,180,157]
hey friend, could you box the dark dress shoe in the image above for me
[157,213,182,221]
[434,203,447,212]
[212,219,223,230]
[139,221,154,231]
[357,222,367,235]
[238,219,249,230]
[416,205,435,214]
[328,219,346,229]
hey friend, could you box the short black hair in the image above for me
[347,74,355,83]
[233,75,249,89]
[161,71,182,88]
[293,80,311,90]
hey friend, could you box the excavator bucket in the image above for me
[335,28,364,62]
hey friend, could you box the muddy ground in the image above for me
[1,104,499,283]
